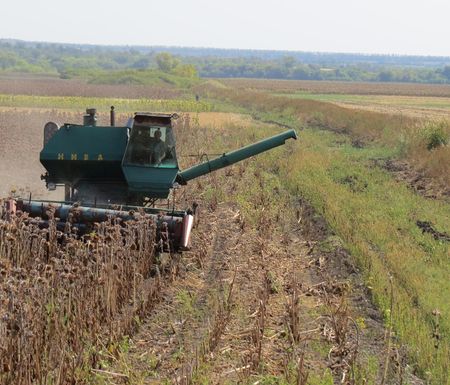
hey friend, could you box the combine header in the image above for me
[4,108,297,252]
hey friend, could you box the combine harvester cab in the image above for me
[5,108,297,253]
[121,113,180,199]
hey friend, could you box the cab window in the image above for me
[123,126,177,166]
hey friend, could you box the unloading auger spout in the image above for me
[175,129,297,185]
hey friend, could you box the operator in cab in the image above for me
[126,127,167,165]
[150,129,166,165]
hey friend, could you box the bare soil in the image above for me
[372,158,450,201]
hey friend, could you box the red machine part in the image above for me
[181,214,194,250]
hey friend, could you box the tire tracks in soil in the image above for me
[102,203,241,384]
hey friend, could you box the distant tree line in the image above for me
[0,40,198,81]
[190,56,450,83]
[1,39,450,84]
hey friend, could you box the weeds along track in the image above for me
[0,208,182,385]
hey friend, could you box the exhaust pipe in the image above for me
[110,106,115,126]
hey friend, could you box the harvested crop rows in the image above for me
[0,210,164,384]
[220,78,450,97]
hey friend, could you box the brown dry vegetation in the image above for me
[324,102,450,120]
[220,78,450,97]
[0,210,163,384]
[0,78,182,99]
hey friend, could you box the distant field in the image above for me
[200,81,450,194]
[217,78,450,119]
[0,77,183,99]
[273,91,450,119]
[220,78,450,97]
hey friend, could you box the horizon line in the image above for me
[2,37,450,59]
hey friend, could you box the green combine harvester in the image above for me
[5,108,297,252]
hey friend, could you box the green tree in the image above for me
[378,70,394,82]
[172,64,198,78]
[155,52,180,72]
[132,57,151,69]
[282,55,296,69]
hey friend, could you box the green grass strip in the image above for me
[0,94,213,113]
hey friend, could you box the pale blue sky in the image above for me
[2,0,449,56]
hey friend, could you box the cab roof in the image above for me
[133,113,179,127]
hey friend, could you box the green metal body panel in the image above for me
[121,164,179,198]
[177,129,297,184]
[40,124,128,183]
